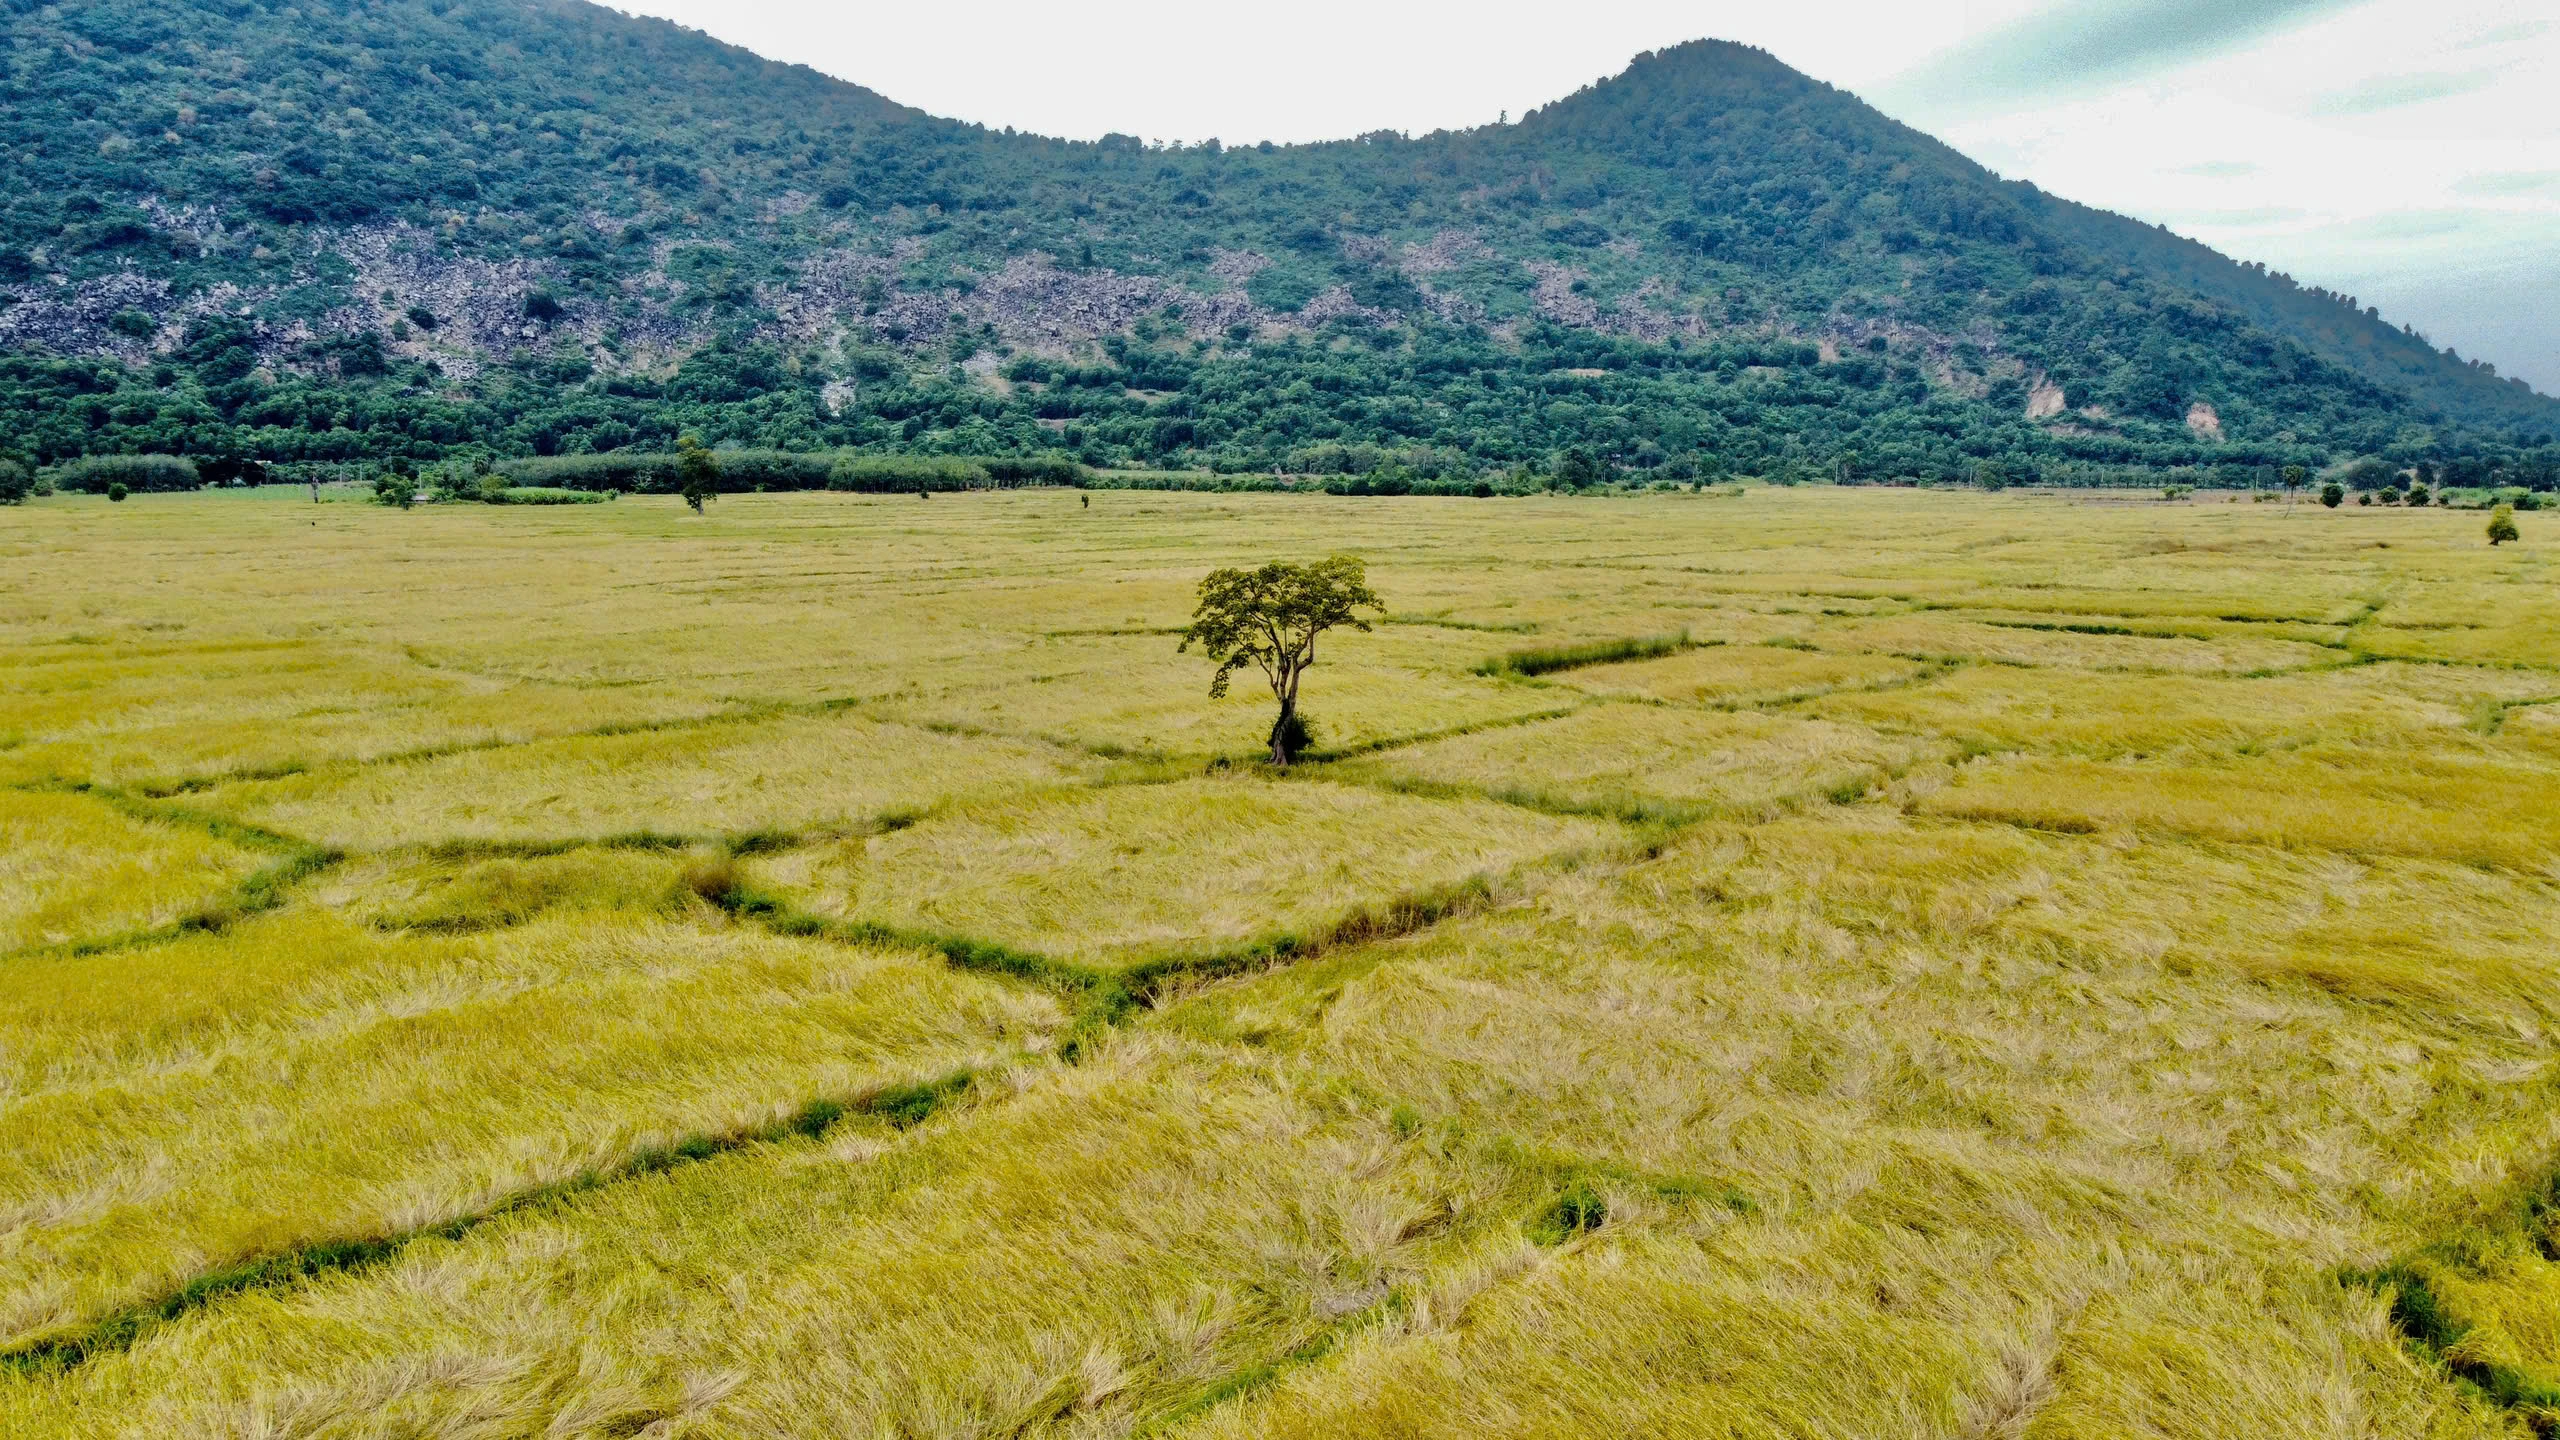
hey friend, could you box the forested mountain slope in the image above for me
[2,0,2552,482]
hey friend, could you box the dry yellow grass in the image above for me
[0,790,268,950]
[1347,703,1930,820]
[1555,640,1929,705]
[747,774,1615,966]
[200,710,1097,849]
[867,632,1563,760]
[0,1035,1537,1437]
[1158,813,2560,1436]
[0,889,1060,1350]
[1806,660,2503,758]
[1825,612,2340,672]
[1912,747,2560,872]
[3,485,2557,1436]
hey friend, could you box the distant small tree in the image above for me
[2320,482,2343,508]
[0,458,28,505]
[372,473,414,509]
[1554,447,1605,490]
[1179,555,1384,765]
[106,482,128,503]
[2409,483,2431,508]
[2282,465,2307,506]
[676,435,717,513]
[2489,504,2520,546]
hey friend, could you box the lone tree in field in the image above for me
[2489,504,2520,546]
[676,436,718,514]
[1180,555,1383,765]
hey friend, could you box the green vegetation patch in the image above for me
[1474,630,1695,677]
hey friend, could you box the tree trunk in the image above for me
[1269,694,1298,765]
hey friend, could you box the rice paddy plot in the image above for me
[1913,747,2560,871]
[321,846,695,932]
[5,485,2559,1436]
[0,790,272,951]
[1557,641,1931,706]
[867,633,1563,761]
[1344,705,1928,821]
[198,710,1097,850]
[2501,701,2560,759]
[1826,613,2339,674]
[0,1037,1539,1439]
[0,894,1059,1351]
[1156,814,2560,1435]
[0,670,738,791]
[1804,662,2485,759]
[744,773,1618,969]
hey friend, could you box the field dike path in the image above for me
[0,642,2000,1378]
[0,750,1689,1378]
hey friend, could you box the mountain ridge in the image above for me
[1,0,2552,483]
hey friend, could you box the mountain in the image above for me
[3,0,2554,486]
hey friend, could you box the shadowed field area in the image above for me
[2,485,2556,1436]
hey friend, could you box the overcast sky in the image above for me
[607,0,2559,397]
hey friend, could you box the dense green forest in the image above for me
[1,0,2553,489]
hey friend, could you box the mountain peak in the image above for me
[0,0,2548,480]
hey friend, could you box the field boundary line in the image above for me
[0,783,341,964]
[0,1064,983,1375]
[1,858,1568,1369]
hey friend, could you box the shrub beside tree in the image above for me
[1179,555,1384,765]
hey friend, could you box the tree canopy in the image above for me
[1179,556,1383,764]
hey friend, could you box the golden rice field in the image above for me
[2,483,2558,1437]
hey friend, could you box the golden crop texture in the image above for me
[1,485,2555,1436]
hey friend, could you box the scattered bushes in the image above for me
[53,454,198,494]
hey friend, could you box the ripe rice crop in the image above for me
[2,485,2556,1436]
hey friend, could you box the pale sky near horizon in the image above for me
[606,0,2559,399]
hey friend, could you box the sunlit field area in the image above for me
[4,484,2559,1437]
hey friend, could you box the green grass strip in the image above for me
[0,1066,976,1377]
[5,843,1533,1372]
[1473,629,1694,677]
[0,783,342,964]
[2350,1263,2560,1421]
